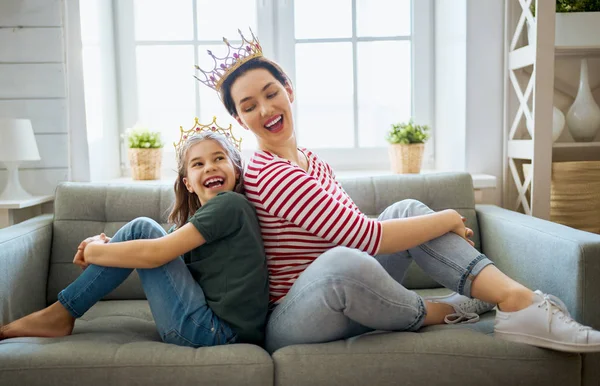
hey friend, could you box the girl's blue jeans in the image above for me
[57,217,237,348]
[265,199,494,353]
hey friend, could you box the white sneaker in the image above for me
[494,290,600,353]
[424,292,496,324]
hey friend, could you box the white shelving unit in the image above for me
[503,0,600,220]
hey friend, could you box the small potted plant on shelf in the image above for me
[528,1,600,46]
[123,125,164,180]
[385,119,430,174]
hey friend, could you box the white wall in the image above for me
[0,0,90,196]
[465,0,505,206]
[434,0,506,206]
[0,0,70,195]
[434,0,467,173]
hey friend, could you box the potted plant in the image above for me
[528,1,600,46]
[385,119,430,174]
[123,125,164,180]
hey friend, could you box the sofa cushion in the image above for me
[271,288,580,386]
[272,315,580,386]
[0,300,273,386]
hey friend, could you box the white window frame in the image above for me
[113,0,433,176]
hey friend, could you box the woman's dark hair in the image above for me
[219,56,291,116]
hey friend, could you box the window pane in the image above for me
[136,46,196,147]
[196,0,257,41]
[294,0,352,39]
[79,0,101,44]
[134,0,193,41]
[295,43,354,148]
[357,41,411,147]
[357,0,411,37]
[196,45,257,151]
[82,46,104,142]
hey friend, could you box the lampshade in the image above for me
[0,118,41,162]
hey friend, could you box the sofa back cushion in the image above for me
[47,173,478,302]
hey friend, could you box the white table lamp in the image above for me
[0,118,41,200]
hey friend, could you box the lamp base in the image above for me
[0,162,33,201]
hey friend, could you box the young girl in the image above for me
[0,129,269,347]
[195,30,600,354]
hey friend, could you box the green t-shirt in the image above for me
[179,191,269,344]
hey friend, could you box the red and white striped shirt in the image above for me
[244,149,383,305]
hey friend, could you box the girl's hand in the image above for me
[73,233,110,269]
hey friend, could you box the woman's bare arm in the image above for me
[377,209,465,254]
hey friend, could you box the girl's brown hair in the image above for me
[219,56,291,116]
[168,131,244,229]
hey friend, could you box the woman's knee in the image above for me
[313,247,381,277]
[387,199,433,218]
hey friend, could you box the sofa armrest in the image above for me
[476,204,600,329]
[0,214,53,324]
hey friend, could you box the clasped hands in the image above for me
[73,233,111,269]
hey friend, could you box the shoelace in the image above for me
[538,292,591,333]
[439,298,494,324]
[444,301,480,324]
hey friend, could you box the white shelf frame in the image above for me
[504,0,554,219]
[503,0,600,220]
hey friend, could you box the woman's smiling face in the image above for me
[230,68,295,147]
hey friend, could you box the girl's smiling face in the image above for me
[230,68,295,148]
[183,139,239,205]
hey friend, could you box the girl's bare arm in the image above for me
[83,223,205,269]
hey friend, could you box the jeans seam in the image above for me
[268,275,423,328]
[164,329,207,348]
[159,262,213,333]
[405,296,426,331]
[57,292,82,318]
[418,243,464,275]
[458,254,487,295]
[64,265,108,309]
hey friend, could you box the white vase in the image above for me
[566,59,600,142]
[525,106,565,142]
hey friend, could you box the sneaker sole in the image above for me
[495,330,600,353]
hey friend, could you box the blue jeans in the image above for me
[265,199,494,353]
[57,217,237,348]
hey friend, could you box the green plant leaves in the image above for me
[122,127,164,149]
[385,119,430,145]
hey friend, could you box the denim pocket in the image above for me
[218,321,238,345]
[163,329,205,348]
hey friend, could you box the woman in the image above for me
[196,32,600,354]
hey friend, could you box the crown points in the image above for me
[173,117,243,156]
[195,27,263,91]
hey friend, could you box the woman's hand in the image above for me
[447,210,475,247]
[73,233,110,269]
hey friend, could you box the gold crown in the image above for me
[173,117,243,156]
[194,28,263,92]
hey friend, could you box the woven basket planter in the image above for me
[523,161,600,234]
[388,143,425,174]
[128,148,162,180]
[550,161,600,234]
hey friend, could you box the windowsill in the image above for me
[333,170,496,190]
[100,170,497,190]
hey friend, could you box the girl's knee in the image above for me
[128,217,163,237]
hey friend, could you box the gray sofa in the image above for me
[1,173,599,386]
